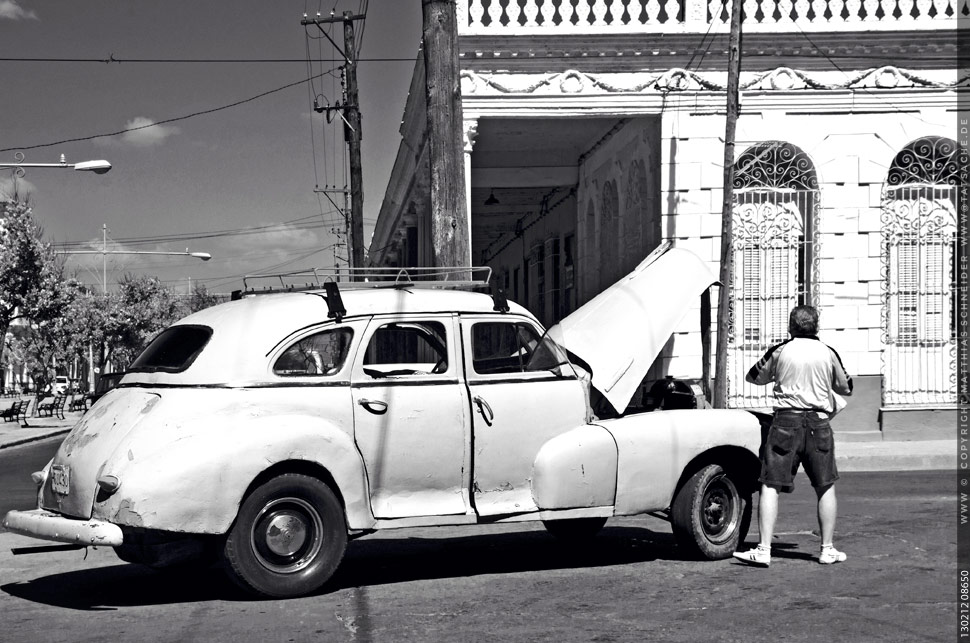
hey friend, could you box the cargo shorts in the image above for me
[759,410,839,493]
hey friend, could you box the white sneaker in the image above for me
[732,546,770,567]
[819,546,847,565]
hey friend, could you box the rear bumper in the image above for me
[3,509,124,547]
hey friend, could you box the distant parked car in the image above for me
[53,376,70,396]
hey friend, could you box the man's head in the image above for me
[789,305,819,337]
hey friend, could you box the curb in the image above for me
[837,453,956,472]
[0,429,71,450]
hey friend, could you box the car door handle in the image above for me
[358,398,388,415]
[473,395,494,426]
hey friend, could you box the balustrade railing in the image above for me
[459,0,961,33]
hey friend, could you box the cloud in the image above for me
[97,117,181,147]
[0,175,37,199]
[0,1,37,20]
[230,224,322,254]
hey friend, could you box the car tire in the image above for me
[542,517,608,542]
[670,463,751,560]
[222,473,347,598]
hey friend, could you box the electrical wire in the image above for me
[0,56,412,63]
[53,214,341,249]
[0,52,954,64]
[0,68,340,153]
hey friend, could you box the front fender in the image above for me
[532,425,618,510]
[92,414,372,534]
[598,409,761,516]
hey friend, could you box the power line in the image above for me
[0,52,954,64]
[52,214,341,249]
[0,56,413,63]
[0,68,340,153]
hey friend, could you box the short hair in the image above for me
[789,305,819,337]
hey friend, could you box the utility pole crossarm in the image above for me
[300,13,365,63]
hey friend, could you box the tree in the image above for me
[0,195,48,391]
[18,261,85,397]
[188,282,219,313]
[104,274,186,368]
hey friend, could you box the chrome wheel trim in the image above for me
[250,497,324,574]
[700,473,740,545]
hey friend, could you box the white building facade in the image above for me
[371,0,963,438]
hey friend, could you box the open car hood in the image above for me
[547,245,717,414]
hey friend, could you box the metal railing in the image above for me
[459,0,959,34]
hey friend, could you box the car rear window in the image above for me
[128,325,213,373]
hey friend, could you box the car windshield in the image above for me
[524,328,571,373]
[129,325,213,373]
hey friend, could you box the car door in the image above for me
[350,314,470,519]
[461,315,588,517]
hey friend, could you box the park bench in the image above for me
[37,395,67,419]
[68,394,89,412]
[1,399,29,424]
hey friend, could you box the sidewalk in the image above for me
[0,401,957,471]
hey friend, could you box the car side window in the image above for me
[472,321,571,376]
[274,328,354,376]
[471,322,540,374]
[362,321,448,377]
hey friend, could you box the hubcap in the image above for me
[701,474,739,544]
[251,497,323,573]
[264,512,308,557]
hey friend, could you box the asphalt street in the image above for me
[0,438,956,643]
[0,437,58,517]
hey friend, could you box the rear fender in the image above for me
[92,415,373,534]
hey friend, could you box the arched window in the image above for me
[728,141,819,409]
[882,136,959,406]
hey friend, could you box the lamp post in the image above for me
[1,152,112,176]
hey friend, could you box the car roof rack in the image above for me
[241,266,494,296]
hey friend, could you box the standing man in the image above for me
[733,305,853,567]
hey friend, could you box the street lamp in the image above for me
[61,250,211,261]
[1,153,112,176]
[55,247,212,292]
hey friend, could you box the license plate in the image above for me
[51,464,70,495]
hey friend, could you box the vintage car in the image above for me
[4,245,762,598]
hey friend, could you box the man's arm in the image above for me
[746,342,785,385]
[828,346,853,396]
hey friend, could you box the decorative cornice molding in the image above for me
[460,66,963,95]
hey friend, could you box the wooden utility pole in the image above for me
[302,12,365,271]
[342,12,365,271]
[422,0,469,269]
[713,0,743,408]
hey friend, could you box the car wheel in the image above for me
[670,464,751,560]
[222,473,347,598]
[542,517,608,542]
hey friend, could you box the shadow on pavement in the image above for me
[1,563,237,610]
[2,524,692,608]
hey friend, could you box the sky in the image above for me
[0,0,422,295]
